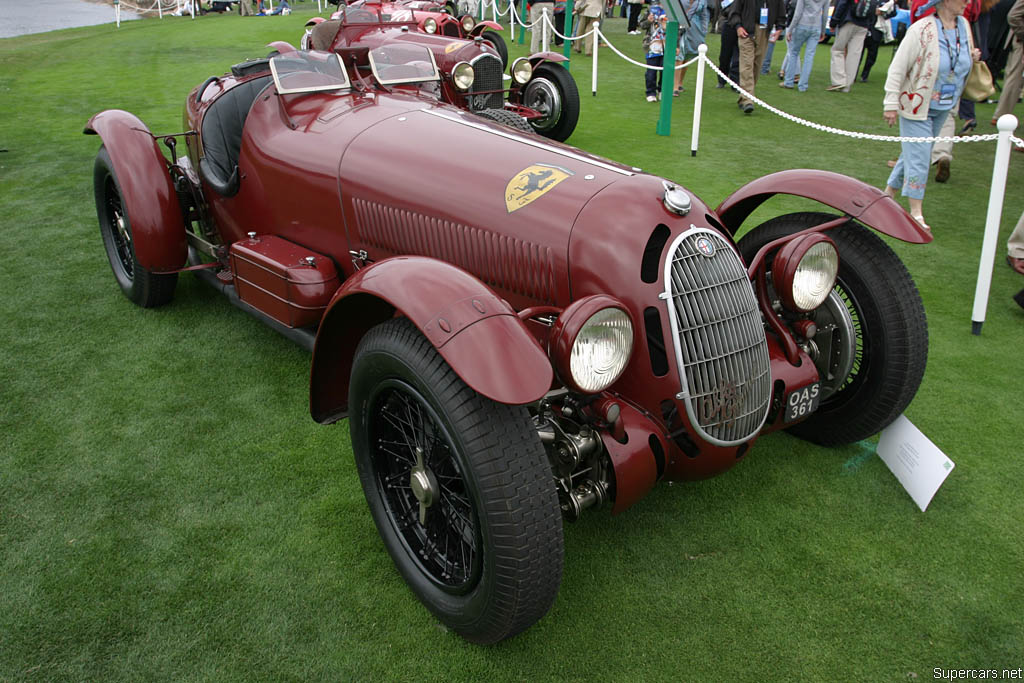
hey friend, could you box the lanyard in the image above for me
[935,16,961,77]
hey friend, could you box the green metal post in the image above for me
[562,8,573,66]
[656,20,678,136]
[518,0,528,44]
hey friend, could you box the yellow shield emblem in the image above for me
[504,164,573,213]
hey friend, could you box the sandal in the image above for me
[958,118,977,135]
[911,214,931,232]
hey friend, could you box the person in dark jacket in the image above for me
[729,0,787,111]
[828,0,876,90]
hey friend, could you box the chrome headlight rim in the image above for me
[452,61,474,90]
[775,234,840,312]
[423,17,438,33]
[460,14,475,32]
[549,296,635,395]
[510,57,533,85]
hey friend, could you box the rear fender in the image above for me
[310,256,553,424]
[267,40,298,54]
[84,110,187,271]
[715,169,932,245]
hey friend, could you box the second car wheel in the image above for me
[348,317,564,644]
[521,63,580,142]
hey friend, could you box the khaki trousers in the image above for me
[931,106,956,163]
[1009,210,1024,259]
[994,40,1023,120]
[737,27,770,107]
[575,15,600,55]
[830,22,867,91]
[530,2,555,52]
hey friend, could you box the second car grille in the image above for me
[467,53,503,111]
[662,228,771,446]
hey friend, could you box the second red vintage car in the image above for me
[299,0,580,140]
[86,47,929,644]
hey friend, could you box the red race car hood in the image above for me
[337,102,637,308]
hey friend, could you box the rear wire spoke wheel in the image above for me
[521,63,580,142]
[738,212,928,445]
[94,146,177,308]
[349,318,563,643]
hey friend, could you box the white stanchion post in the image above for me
[318,0,322,12]
[690,44,708,156]
[492,0,498,23]
[542,7,549,52]
[114,0,121,27]
[190,0,195,18]
[267,0,273,13]
[971,114,1018,335]
[591,22,599,96]
[510,0,516,34]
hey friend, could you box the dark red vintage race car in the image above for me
[86,48,929,644]
[299,0,579,140]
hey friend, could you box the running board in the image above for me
[192,267,317,353]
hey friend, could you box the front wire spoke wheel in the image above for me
[350,318,563,643]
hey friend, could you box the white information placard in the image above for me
[876,415,955,511]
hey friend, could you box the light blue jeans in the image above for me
[886,107,951,200]
[783,25,820,91]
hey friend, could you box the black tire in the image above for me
[476,107,534,133]
[737,212,928,446]
[94,146,177,308]
[445,0,457,14]
[480,30,509,68]
[348,318,563,644]
[521,63,580,142]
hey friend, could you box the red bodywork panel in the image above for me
[310,257,553,423]
[716,169,933,244]
[84,110,187,272]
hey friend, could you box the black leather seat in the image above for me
[199,74,273,197]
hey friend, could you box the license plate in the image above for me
[784,383,821,423]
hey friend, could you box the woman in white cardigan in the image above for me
[881,0,980,231]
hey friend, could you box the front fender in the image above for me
[310,256,553,424]
[469,20,503,34]
[716,169,932,245]
[84,110,187,271]
[528,51,569,66]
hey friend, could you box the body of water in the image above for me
[0,0,141,39]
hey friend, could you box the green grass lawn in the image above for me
[1,6,1022,681]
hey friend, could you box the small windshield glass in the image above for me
[270,51,351,94]
[368,44,440,85]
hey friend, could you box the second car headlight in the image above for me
[549,296,634,394]
[774,234,839,312]
[511,57,533,85]
[452,62,474,90]
[423,17,438,33]
[460,15,475,32]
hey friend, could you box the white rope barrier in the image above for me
[593,24,694,70]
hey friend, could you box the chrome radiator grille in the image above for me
[662,228,771,446]
[467,54,503,111]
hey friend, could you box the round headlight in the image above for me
[452,61,474,90]
[775,234,839,312]
[549,296,634,394]
[511,57,533,84]
[423,17,437,33]
[460,15,475,32]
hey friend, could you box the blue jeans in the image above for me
[783,25,819,91]
[645,55,663,96]
[886,108,951,200]
[760,40,776,74]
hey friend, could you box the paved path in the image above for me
[0,0,140,39]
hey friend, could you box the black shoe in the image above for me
[860,74,868,82]
[935,158,951,183]
[716,81,725,89]
[741,103,754,114]
[958,119,977,135]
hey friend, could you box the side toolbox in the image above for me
[229,234,340,328]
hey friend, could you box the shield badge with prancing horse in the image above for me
[504,164,573,213]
